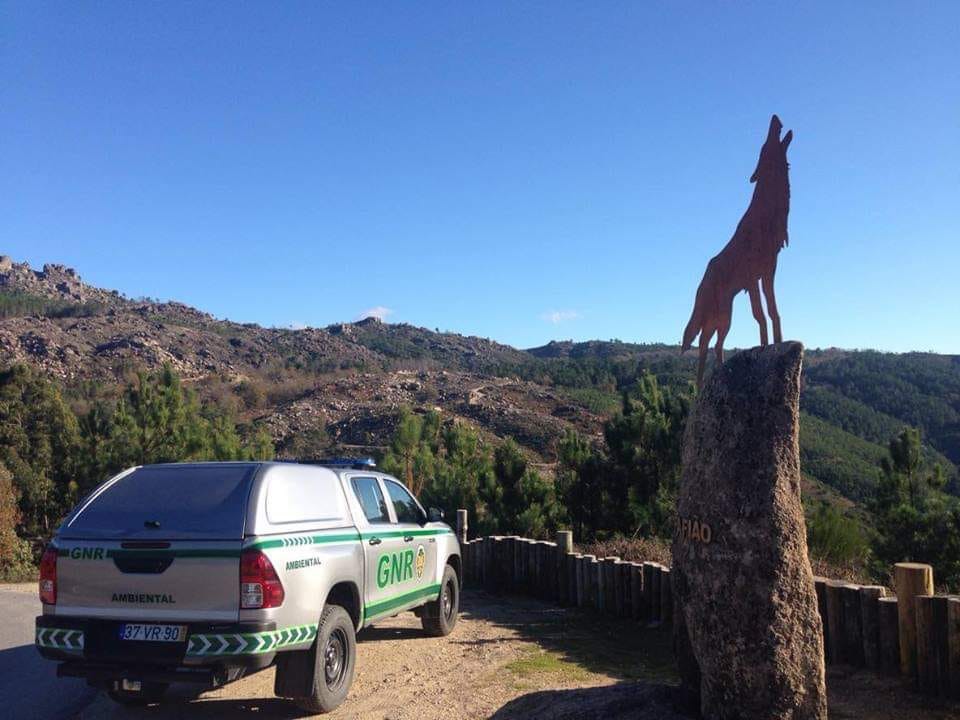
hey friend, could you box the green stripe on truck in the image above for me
[248,531,362,550]
[54,527,453,559]
[364,582,442,619]
[187,624,318,656]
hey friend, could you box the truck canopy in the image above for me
[62,464,257,540]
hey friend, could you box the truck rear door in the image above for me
[54,464,256,622]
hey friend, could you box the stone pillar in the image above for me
[813,577,829,662]
[671,342,827,719]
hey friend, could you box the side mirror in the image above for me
[427,507,444,523]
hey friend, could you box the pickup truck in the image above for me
[35,459,461,713]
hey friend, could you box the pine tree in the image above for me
[0,365,80,534]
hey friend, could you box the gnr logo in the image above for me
[376,550,417,589]
[69,547,105,560]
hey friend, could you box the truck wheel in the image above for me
[106,682,168,706]
[422,565,459,637]
[294,604,356,714]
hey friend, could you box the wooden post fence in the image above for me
[452,511,960,700]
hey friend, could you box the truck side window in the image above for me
[351,477,390,524]
[384,480,425,525]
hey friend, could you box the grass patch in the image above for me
[506,649,593,684]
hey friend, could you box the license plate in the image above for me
[118,623,187,642]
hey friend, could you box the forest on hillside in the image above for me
[2,358,959,591]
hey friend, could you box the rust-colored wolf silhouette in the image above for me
[682,115,793,387]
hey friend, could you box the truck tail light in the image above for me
[240,549,284,609]
[39,545,58,605]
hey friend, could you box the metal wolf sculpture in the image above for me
[682,114,793,387]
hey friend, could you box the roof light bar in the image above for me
[300,457,377,469]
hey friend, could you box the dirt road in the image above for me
[75,589,678,719]
[9,584,960,719]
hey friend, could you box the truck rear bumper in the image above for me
[35,615,276,685]
[57,659,237,688]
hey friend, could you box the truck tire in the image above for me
[422,565,459,637]
[293,604,356,714]
[106,682,168,706]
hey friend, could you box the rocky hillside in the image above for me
[2,257,958,508]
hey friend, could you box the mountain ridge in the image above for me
[2,256,958,508]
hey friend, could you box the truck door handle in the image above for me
[368,537,381,546]
[404,535,414,542]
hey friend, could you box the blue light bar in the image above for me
[312,457,377,469]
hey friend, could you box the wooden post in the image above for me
[594,558,607,612]
[813,577,829,662]
[495,537,507,593]
[916,595,937,693]
[456,509,468,543]
[471,539,480,586]
[583,555,597,608]
[660,567,673,625]
[489,536,500,590]
[575,555,588,607]
[642,562,657,622]
[602,558,618,614]
[934,596,951,698]
[568,553,581,606]
[556,531,573,605]
[527,539,537,591]
[512,538,523,591]
[860,585,886,671]
[510,537,520,591]
[531,542,542,597]
[474,537,487,589]
[545,542,558,600]
[612,560,625,617]
[533,542,545,598]
[620,561,633,618]
[649,565,662,626]
[499,537,510,590]
[947,597,960,700]
[825,581,846,664]
[878,597,900,675]
[895,562,934,678]
[630,563,643,620]
[842,584,864,666]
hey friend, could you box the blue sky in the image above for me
[2,3,958,352]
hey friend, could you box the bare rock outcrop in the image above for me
[671,342,826,720]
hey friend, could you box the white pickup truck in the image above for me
[35,459,461,713]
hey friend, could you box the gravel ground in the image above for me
[41,588,960,720]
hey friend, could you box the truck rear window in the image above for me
[65,465,256,539]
